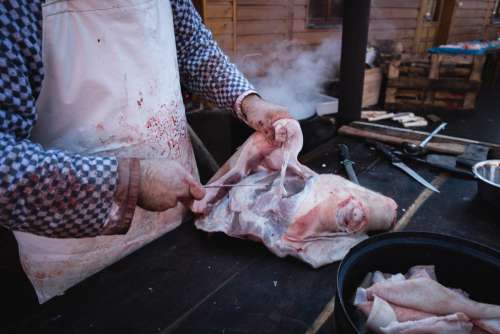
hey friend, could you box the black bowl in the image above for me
[334,232,500,334]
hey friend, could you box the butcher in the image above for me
[0,0,293,237]
[0,0,294,300]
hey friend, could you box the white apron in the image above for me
[14,0,197,303]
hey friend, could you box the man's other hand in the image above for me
[138,159,205,211]
[241,94,294,144]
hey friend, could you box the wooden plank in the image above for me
[370,8,420,19]
[430,54,441,79]
[293,4,307,19]
[369,19,418,30]
[304,295,336,334]
[452,17,487,27]
[237,5,288,20]
[470,55,486,82]
[459,1,490,9]
[388,77,480,93]
[455,8,489,18]
[206,19,234,35]
[433,91,465,100]
[385,88,397,103]
[388,60,401,79]
[369,28,415,40]
[371,0,421,8]
[292,30,340,45]
[350,121,500,149]
[236,20,288,35]
[292,19,306,32]
[463,91,478,109]
[237,0,288,4]
[338,126,466,155]
[233,0,237,53]
[213,33,234,52]
[363,68,383,108]
[236,34,285,51]
[414,0,430,54]
[206,3,233,18]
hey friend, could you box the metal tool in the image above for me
[402,122,447,156]
[374,141,440,193]
[393,151,474,178]
[203,184,261,189]
[339,144,359,184]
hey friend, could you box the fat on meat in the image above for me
[365,277,500,319]
[474,319,500,334]
[355,266,500,334]
[192,119,397,268]
[380,313,473,334]
[357,299,434,324]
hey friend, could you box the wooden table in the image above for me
[2,88,500,334]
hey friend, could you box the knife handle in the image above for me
[339,144,351,162]
[374,141,401,163]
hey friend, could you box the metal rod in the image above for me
[338,0,372,123]
[419,122,447,148]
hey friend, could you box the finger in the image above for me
[274,123,287,144]
[179,197,194,210]
[182,173,206,200]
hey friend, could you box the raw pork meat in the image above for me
[354,265,500,334]
[193,119,397,268]
[380,313,473,334]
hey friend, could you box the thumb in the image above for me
[183,173,206,200]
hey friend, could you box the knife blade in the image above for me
[339,144,360,184]
[392,162,440,193]
[203,184,261,189]
[374,141,440,193]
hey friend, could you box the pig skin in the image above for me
[193,119,397,268]
[356,266,500,334]
[380,313,473,334]
[366,277,500,319]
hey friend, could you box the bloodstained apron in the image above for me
[14,0,197,303]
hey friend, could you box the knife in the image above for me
[392,151,474,178]
[339,144,360,184]
[374,141,440,193]
[203,184,261,188]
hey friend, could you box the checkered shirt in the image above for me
[0,0,254,238]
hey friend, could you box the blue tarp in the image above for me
[428,41,500,55]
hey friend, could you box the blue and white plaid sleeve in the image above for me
[171,0,256,110]
[0,1,119,238]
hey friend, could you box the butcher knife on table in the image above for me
[339,144,360,184]
[374,141,440,193]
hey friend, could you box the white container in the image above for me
[315,94,338,116]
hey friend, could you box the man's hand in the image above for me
[241,94,293,144]
[138,159,205,211]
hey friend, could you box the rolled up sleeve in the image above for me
[171,0,255,111]
[0,1,135,238]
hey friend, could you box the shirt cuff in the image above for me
[233,90,259,121]
[101,158,141,235]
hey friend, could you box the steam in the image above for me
[236,38,341,120]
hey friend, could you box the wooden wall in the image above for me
[203,0,343,57]
[483,0,500,40]
[368,0,420,52]
[447,0,495,42]
[202,0,500,57]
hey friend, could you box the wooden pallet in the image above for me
[362,67,383,108]
[385,53,485,112]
